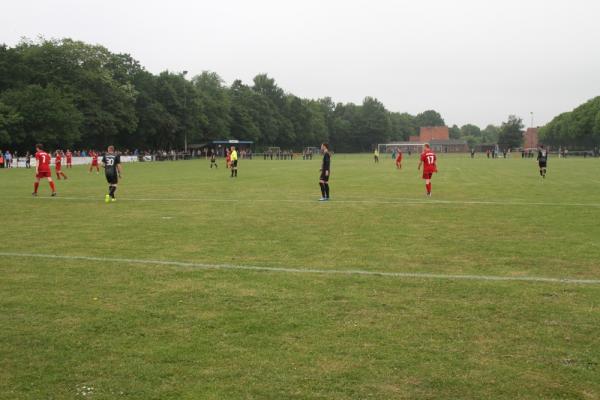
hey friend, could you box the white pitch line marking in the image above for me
[1,252,599,285]
[12,195,600,208]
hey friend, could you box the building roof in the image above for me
[211,140,254,144]
[189,140,254,148]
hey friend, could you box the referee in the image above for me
[230,146,238,177]
[319,143,331,201]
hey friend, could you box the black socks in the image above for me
[319,183,329,198]
[109,185,116,198]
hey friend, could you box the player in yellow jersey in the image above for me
[230,146,238,177]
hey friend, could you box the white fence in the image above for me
[11,156,139,168]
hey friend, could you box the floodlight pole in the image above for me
[183,70,188,154]
[530,112,534,128]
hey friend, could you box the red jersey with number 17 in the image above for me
[35,151,51,172]
[420,150,437,173]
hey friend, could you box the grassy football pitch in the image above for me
[1,154,599,399]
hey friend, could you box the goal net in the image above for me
[377,142,425,156]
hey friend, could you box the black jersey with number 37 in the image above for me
[102,153,120,175]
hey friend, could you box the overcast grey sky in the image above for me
[2,0,600,127]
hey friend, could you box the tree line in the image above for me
[0,38,440,152]
[3,38,588,153]
[539,96,600,149]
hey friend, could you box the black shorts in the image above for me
[232,160,238,168]
[106,174,118,185]
[539,161,547,168]
[320,173,329,182]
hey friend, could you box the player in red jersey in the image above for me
[418,143,437,197]
[33,144,56,196]
[89,151,100,173]
[395,148,403,169]
[54,150,68,180]
[225,149,231,169]
[65,149,73,168]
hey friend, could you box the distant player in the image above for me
[537,145,548,179]
[102,146,122,203]
[54,150,68,180]
[225,149,231,169]
[66,149,73,168]
[89,151,100,173]
[210,149,218,168]
[32,144,56,197]
[395,148,402,169]
[374,148,379,163]
[319,143,331,201]
[230,146,238,177]
[418,143,437,197]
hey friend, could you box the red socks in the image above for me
[426,183,431,194]
[34,181,56,193]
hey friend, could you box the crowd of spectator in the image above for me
[302,148,316,160]
[3,146,599,168]
[262,149,296,160]
[0,150,29,168]
[200,147,253,159]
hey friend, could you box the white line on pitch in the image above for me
[1,252,599,285]
[17,195,600,208]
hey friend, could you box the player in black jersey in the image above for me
[537,145,548,179]
[210,149,218,168]
[102,145,122,203]
[319,143,331,201]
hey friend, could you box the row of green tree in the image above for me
[539,97,600,149]
[0,38,550,152]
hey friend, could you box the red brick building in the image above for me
[418,126,450,142]
[523,128,539,149]
[407,126,468,152]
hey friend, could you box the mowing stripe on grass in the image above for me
[2,252,600,285]
[20,195,600,208]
